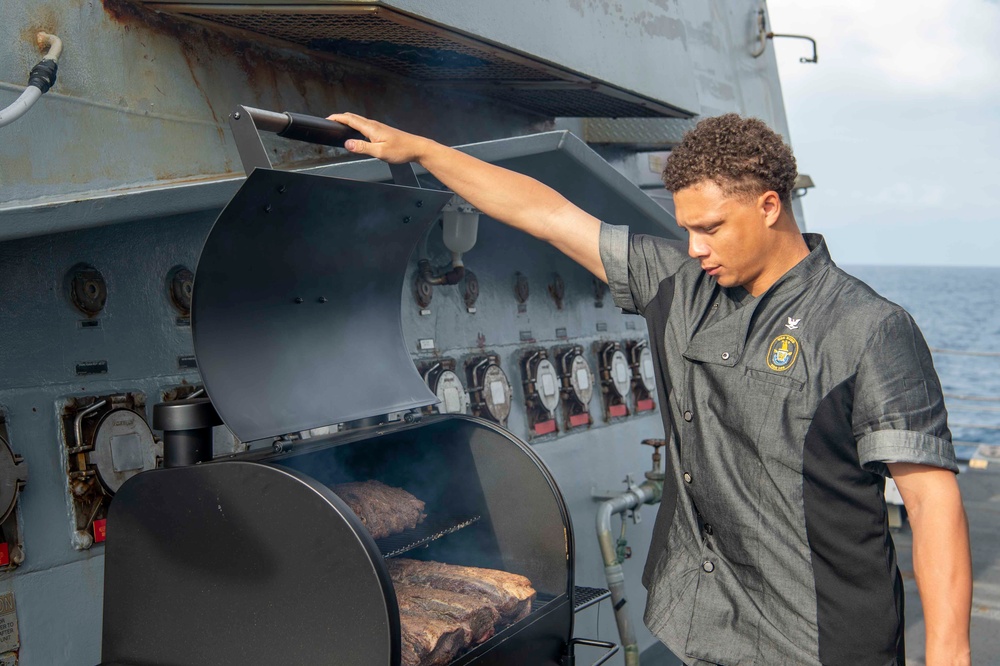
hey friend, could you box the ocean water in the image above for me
[843,265,1000,445]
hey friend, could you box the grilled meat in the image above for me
[395,583,499,645]
[388,559,536,624]
[330,480,426,539]
[399,608,471,666]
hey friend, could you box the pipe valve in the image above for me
[642,438,665,482]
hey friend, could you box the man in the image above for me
[328,111,972,665]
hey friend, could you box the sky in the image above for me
[766,0,1000,267]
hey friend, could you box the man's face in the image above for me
[673,179,775,294]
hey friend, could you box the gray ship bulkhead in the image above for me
[0,1,797,664]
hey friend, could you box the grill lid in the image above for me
[192,167,453,442]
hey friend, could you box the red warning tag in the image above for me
[534,420,557,435]
[0,543,9,566]
[609,404,628,418]
[637,399,655,412]
[94,519,107,543]
[569,413,590,427]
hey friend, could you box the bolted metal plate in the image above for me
[568,354,594,406]
[610,350,631,399]
[193,168,453,442]
[482,363,512,425]
[433,370,469,415]
[535,358,560,414]
[638,346,656,393]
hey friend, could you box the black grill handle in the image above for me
[278,111,366,147]
[229,105,419,186]
[562,637,620,666]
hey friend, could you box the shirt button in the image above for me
[683,472,693,484]
[702,561,715,573]
[704,524,714,535]
[683,410,693,422]
[721,352,730,360]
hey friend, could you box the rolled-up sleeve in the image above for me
[852,309,958,475]
[599,222,689,316]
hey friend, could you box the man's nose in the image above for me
[688,234,709,259]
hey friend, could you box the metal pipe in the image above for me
[596,480,662,666]
[0,32,62,128]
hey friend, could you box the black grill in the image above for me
[100,137,611,666]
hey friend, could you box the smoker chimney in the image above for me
[152,398,223,467]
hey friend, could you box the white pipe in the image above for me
[0,32,62,129]
[0,87,43,128]
[37,32,63,62]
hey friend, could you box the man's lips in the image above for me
[703,265,721,276]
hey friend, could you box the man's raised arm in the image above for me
[329,113,606,283]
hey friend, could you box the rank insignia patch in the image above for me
[767,334,799,372]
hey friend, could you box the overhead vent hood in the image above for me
[140,2,694,119]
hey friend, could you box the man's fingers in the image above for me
[327,112,375,138]
[344,139,372,155]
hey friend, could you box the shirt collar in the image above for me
[682,234,833,367]
[762,233,833,299]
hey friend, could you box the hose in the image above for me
[0,32,62,128]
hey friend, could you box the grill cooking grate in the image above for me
[376,514,482,558]
[573,586,611,612]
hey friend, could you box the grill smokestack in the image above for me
[152,398,223,467]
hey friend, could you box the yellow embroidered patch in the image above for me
[766,334,799,372]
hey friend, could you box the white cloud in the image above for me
[765,0,1000,266]
[768,0,1000,99]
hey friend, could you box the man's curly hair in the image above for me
[662,114,798,204]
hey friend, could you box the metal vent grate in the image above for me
[185,12,552,81]
[154,5,689,118]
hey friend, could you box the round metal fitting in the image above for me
[721,352,730,360]
[414,273,433,309]
[68,264,107,316]
[683,410,693,422]
[702,560,715,573]
[513,272,530,304]
[90,408,158,494]
[683,472,693,484]
[167,265,194,315]
[463,270,480,310]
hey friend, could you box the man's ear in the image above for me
[760,190,782,228]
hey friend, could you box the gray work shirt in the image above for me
[600,226,957,666]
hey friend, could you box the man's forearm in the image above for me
[890,463,972,665]
[416,141,606,280]
[327,112,607,281]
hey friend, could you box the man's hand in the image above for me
[327,113,432,164]
[325,112,607,282]
[888,462,972,666]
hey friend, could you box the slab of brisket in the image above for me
[388,559,536,624]
[398,607,470,666]
[330,480,426,539]
[395,583,499,645]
